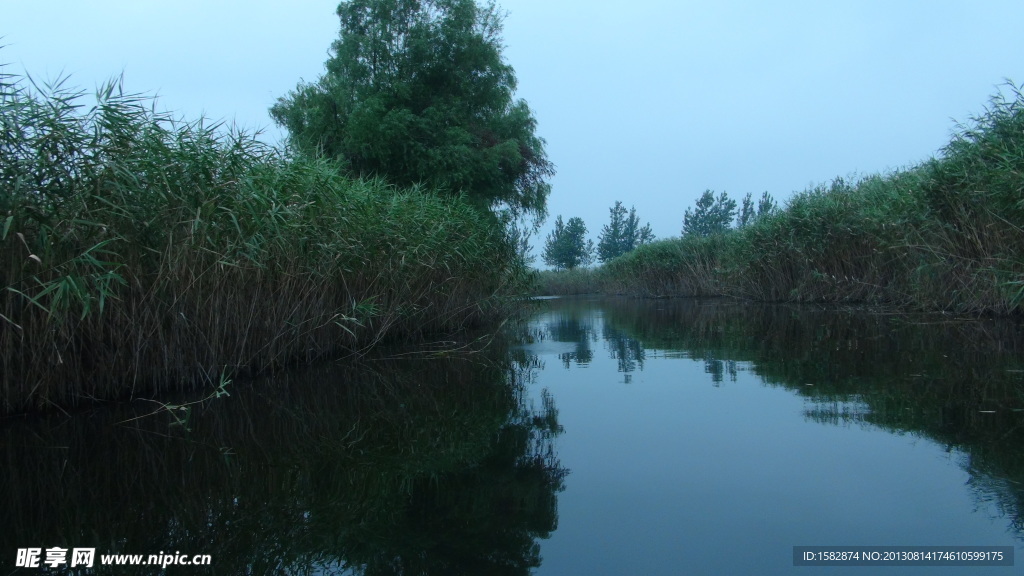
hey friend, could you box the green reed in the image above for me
[0,69,525,414]
[532,267,601,296]
[601,82,1024,314]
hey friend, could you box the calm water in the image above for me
[522,297,1024,575]
[1,296,1023,574]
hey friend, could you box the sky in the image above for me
[4,1,1024,259]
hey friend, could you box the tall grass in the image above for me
[598,233,736,297]
[602,83,1024,314]
[1,69,526,414]
[532,268,600,296]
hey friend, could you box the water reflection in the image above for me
[539,309,597,368]
[5,296,1023,575]
[527,296,1024,541]
[603,325,645,375]
[0,351,566,575]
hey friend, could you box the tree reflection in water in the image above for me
[532,296,1024,537]
[0,349,567,575]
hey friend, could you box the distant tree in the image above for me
[597,201,655,262]
[757,191,777,219]
[597,203,628,262]
[682,190,737,237]
[735,191,779,228]
[270,0,553,220]
[736,193,755,228]
[543,216,594,270]
[623,205,655,249]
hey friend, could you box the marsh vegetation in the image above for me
[539,84,1024,315]
[1,0,551,415]
[0,71,532,414]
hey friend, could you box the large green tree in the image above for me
[597,201,654,262]
[270,0,553,220]
[542,216,594,270]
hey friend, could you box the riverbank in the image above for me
[540,84,1024,315]
[1,72,527,415]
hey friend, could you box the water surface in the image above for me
[1,353,564,574]
[2,296,1023,574]
[522,297,1024,575]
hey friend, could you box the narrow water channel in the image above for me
[1,296,1022,574]
[523,297,1024,575]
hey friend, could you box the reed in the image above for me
[600,83,1024,314]
[598,233,736,297]
[0,70,526,414]
[532,268,601,296]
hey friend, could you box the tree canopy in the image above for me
[737,191,778,228]
[683,190,778,236]
[597,201,654,262]
[542,216,594,270]
[756,191,778,220]
[270,0,553,220]
[681,190,737,237]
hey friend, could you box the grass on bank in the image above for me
[600,83,1024,314]
[532,268,600,296]
[0,70,527,414]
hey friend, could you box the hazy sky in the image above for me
[4,1,1024,254]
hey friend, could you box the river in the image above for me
[1,296,1022,574]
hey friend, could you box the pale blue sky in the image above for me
[4,1,1024,255]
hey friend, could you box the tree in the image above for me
[597,201,655,262]
[270,0,553,220]
[543,216,594,270]
[757,191,777,219]
[736,191,777,228]
[736,193,755,228]
[682,190,736,237]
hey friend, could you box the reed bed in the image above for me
[532,267,601,296]
[601,83,1024,314]
[0,70,525,414]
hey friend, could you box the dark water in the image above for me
[2,296,1024,574]
[0,351,564,575]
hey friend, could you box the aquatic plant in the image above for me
[532,267,600,296]
[600,82,1024,314]
[0,68,526,414]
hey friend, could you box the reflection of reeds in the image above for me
[544,297,1024,536]
[0,349,566,574]
[0,69,525,415]
[600,84,1024,314]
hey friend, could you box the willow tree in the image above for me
[271,0,553,220]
